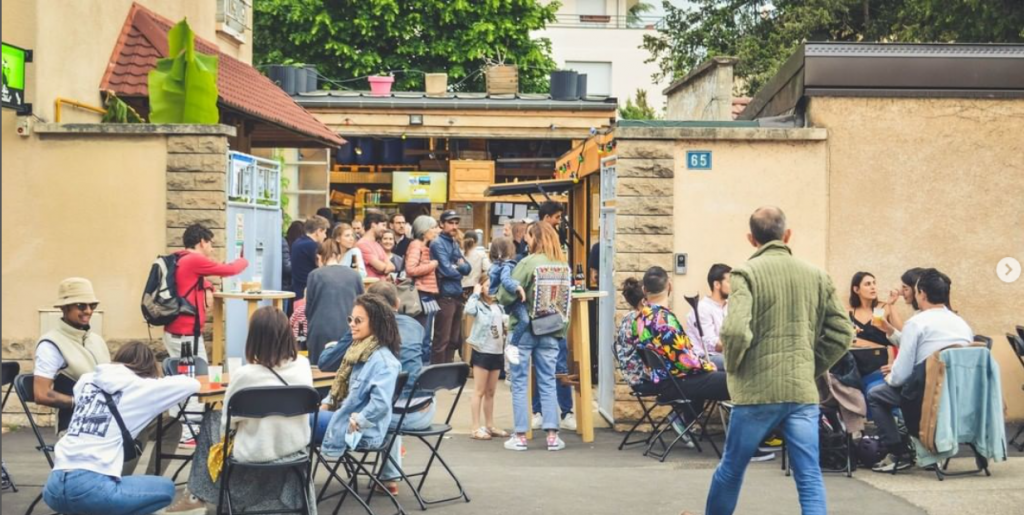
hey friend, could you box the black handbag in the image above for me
[530,313,565,336]
[100,390,144,462]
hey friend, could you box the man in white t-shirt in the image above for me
[34,278,111,424]
[867,269,973,473]
[685,264,732,371]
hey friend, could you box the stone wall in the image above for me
[663,57,738,121]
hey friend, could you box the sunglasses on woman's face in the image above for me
[347,316,365,325]
[72,303,100,311]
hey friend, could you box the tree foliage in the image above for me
[253,0,559,93]
[644,0,1024,96]
[619,89,659,120]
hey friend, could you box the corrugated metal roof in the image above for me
[101,2,345,147]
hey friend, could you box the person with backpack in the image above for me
[41,342,199,515]
[498,223,572,452]
[162,224,248,364]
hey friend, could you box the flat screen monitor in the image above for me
[392,172,448,203]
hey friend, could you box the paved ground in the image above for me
[3,383,1021,514]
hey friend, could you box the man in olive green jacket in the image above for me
[703,207,854,515]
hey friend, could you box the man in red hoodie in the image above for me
[163,224,248,363]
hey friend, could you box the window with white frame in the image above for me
[217,0,250,37]
[565,61,612,97]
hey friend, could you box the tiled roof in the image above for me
[101,2,344,147]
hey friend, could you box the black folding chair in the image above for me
[388,363,471,511]
[638,348,720,462]
[217,385,321,515]
[2,362,20,493]
[14,374,64,515]
[617,384,661,451]
[1006,333,1024,452]
[315,372,409,515]
[153,357,209,480]
[973,334,993,350]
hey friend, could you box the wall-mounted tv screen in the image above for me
[392,172,448,203]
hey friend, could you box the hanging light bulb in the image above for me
[354,147,363,156]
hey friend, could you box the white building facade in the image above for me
[535,0,667,111]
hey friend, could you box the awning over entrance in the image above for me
[100,3,345,148]
[483,179,576,203]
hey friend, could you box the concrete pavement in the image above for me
[3,382,1020,514]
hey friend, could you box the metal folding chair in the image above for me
[617,384,661,451]
[13,374,64,515]
[973,334,993,350]
[153,357,209,481]
[2,362,20,493]
[638,348,720,462]
[388,363,470,511]
[315,372,409,515]
[217,385,321,515]
[1006,333,1024,452]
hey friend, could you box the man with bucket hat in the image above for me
[33,278,111,416]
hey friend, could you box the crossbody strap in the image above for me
[99,390,140,460]
[265,366,289,386]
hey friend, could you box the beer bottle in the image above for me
[177,343,189,376]
[574,264,585,292]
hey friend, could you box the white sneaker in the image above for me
[504,435,528,451]
[546,434,566,451]
[559,413,577,431]
[504,344,521,365]
[531,413,543,430]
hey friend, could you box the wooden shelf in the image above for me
[331,171,392,185]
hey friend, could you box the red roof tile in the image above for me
[101,3,344,147]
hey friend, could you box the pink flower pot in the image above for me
[368,75,394,97]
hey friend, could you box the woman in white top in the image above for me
[333,223,367,278]
[42,342,199,515]
[163,307,315,515]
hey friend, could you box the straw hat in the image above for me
[54,277,100,307]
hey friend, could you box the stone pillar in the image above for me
[610,139,676,431]
[663,56,738,121]
[165,135,230,344]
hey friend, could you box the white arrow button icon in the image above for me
[998,257,1021,284]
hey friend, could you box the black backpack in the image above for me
[141,254,199,326]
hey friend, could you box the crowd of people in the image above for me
[30,200,582,514]
[27,203,987,515]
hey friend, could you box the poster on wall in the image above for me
[2,42,32,113]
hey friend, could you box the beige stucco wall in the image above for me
[1,118,168,345]
[810,96,1024,420]
[1,0,252,124]
[670,137,829,308]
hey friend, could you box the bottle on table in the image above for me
[177,344,189,376]
[574,264,586,292]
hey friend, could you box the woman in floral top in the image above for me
[615,278,659,394]
[637,267,729,420]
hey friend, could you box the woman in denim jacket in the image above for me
[315,294,401,466]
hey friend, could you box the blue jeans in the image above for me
[381,401,436,481]
[507,302,529,347]
[418,309,437,365]
[532,337,573,417]
[44,469,175,515]
[511,331,560,433]
[706,403,825,515]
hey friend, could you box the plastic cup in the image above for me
[872,307,886,328]
[208,366,223,389]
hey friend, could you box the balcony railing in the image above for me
[548,13,664,29]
